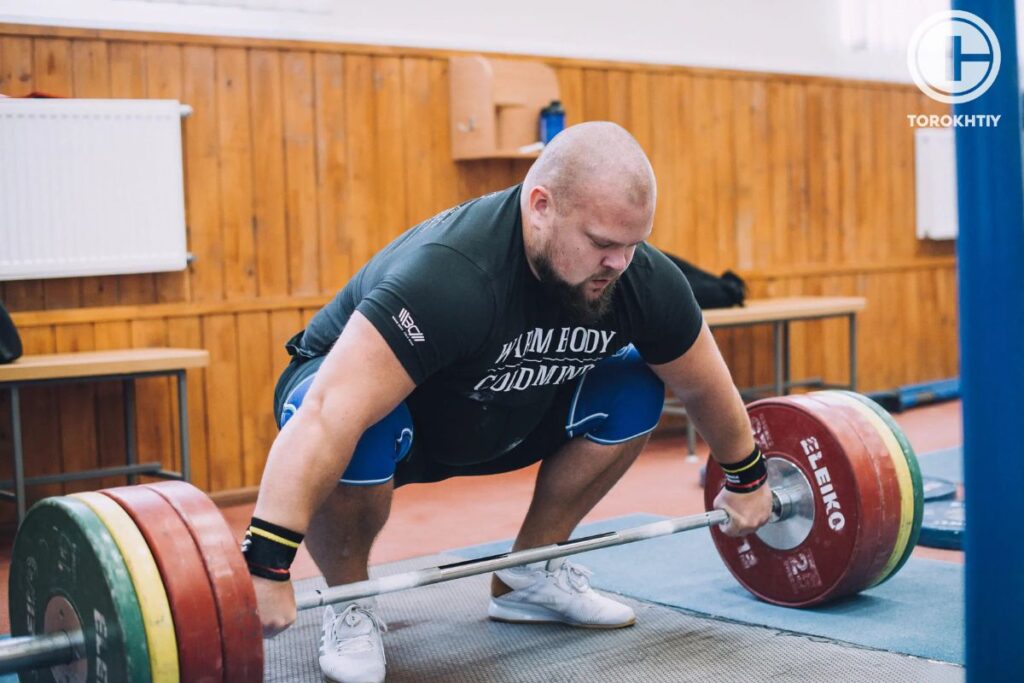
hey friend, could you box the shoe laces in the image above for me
[328,604,388,655]
[554,560,593,593]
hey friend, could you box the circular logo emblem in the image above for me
[907,10,1001,104]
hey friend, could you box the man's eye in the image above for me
[592,239,612,248]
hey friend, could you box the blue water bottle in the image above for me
[540,100,565,144]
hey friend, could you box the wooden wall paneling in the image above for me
[582,68,609,120]
[269,308,303,379]
[857,88,879,264]
[398,58,434,228]
[746,81,773,273]
[889,91,911,261]
[725,79,758,388]
[904,267,924,382]
[646,73,678,256]
[236,311,274,486]
[554,66,584,127]
[861,272,884,389]
[72,39,121,309]
[687,76,715,267]
[1,35,33,97]
[711,77,737,271]
[129,319,176,476]
[942,267,959,378]
[216,47,257,300]
[181,45,224,302]
[674,74,700,263]
[920,268,937,380]
[202,314,243,490]
[428,59,460,215]
[804,84,827,266]
[167,316,210,490]
[751,277,781,388]
[313,52,353,292]
[606,69,630,130]
[92,320,131,488]
[370,56,406,258]
[628,71,652,154]
[874,90,895,264]
[248,49,290,299]
[281,50,321,295]
[838,87,859,265]
[345,55,378,271]
[821,85,842,267]
[147,42,190,303]
[730,79,756,273]
[110,41,157,306]
[510,159,533,189]
[53,323,98,493]
[788,83,810,267]
[454,159,507,202]
[766,81,789,270]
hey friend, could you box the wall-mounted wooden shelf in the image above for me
[449,56,560,161]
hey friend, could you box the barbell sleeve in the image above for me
[0,630,85,675]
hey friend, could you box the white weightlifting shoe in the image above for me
[488,558,636,629]
[319,601,388,683]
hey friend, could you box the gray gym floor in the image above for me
[264,554,964,682]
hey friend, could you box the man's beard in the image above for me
[534,251,618,325]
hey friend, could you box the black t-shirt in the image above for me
[290,185,703,465]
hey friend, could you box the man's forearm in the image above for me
[677,382,754,465]
[252,406,363,534]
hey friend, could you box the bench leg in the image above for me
[9,387,25,525]
[177,371,191,483]
[773,321,784,396]
[123,379,137,485]
[848,313,858,392]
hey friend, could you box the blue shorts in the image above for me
[273,345,664,486]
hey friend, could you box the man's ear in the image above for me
[528,185,555,231]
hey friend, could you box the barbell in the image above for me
[2,390,924,682]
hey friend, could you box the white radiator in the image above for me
[0,99,190,281]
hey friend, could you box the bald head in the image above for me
[522,121,656,213]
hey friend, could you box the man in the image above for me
[244,122,772,683]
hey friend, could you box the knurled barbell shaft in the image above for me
[296,507,732,610]
[0,630,85,675]
[295,485,798,611]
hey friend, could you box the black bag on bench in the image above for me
[0,300,23,364]
[662,252,747,309]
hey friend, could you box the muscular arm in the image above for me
[253,311,415,533]
[648,322,753,465]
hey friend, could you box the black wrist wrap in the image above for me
[241,517,304,582]
[719,446,768,493]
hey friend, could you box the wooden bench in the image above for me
[663,296,867,456]
[0,348,209,523]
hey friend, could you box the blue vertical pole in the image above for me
[952,1,1024,679]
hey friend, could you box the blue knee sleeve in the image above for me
[279,370,413,485]
[565,345,665,444]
